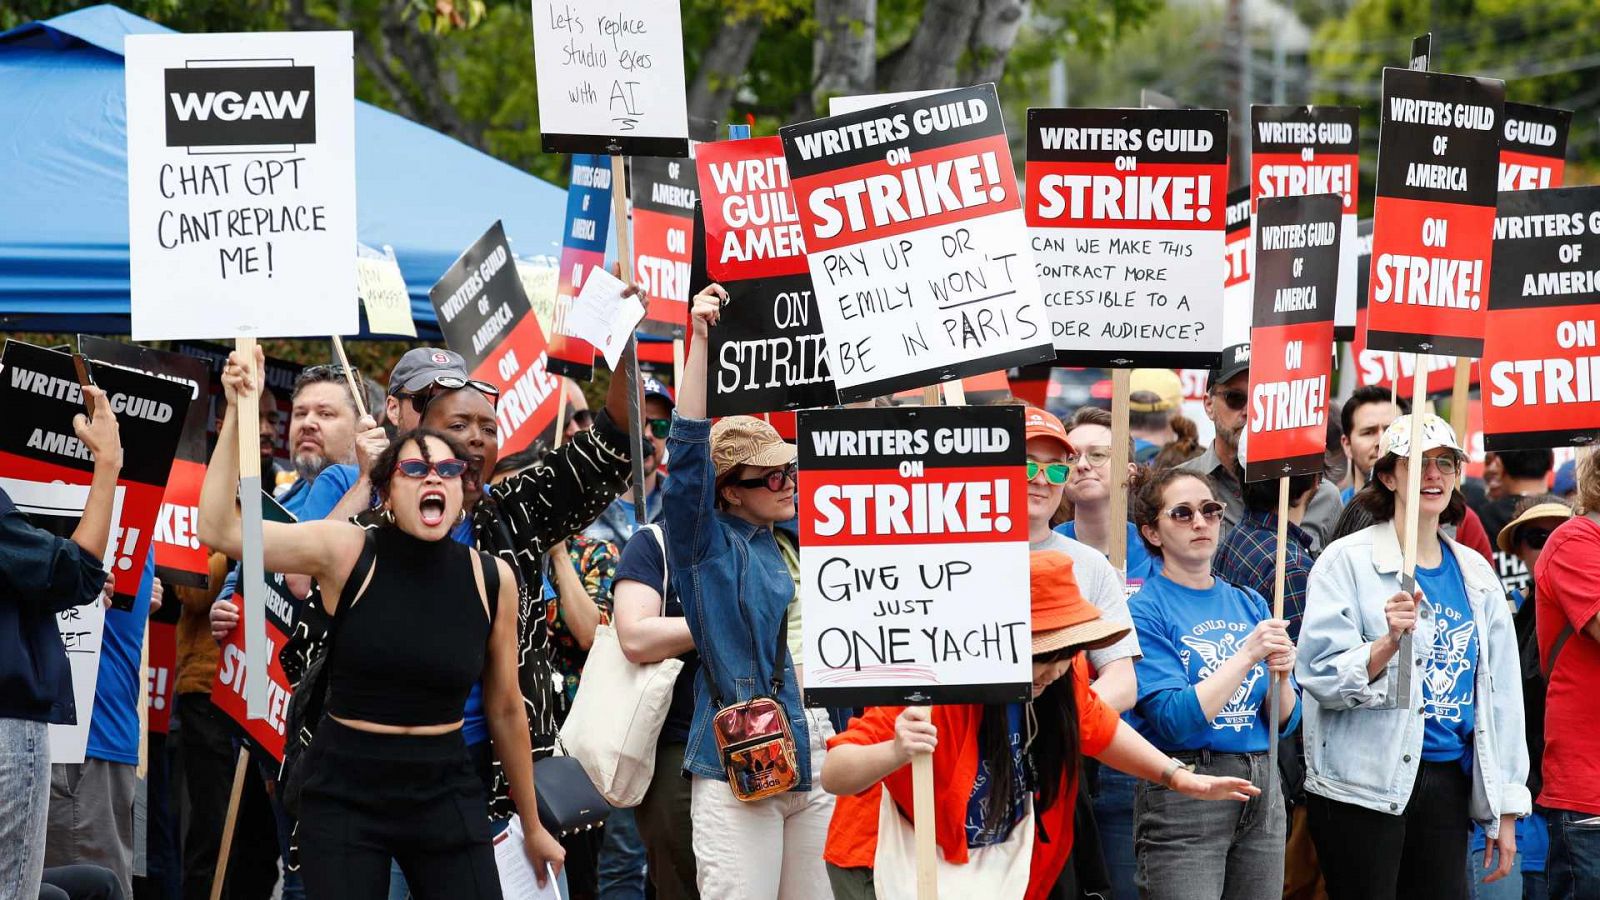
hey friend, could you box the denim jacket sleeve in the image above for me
[1298,543,1394,710]
[662,414,724,570]
[0,507,106,614]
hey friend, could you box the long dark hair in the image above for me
[977,654,1082,829]
[1352,452,1466,526]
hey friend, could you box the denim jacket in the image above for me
[1298,521,1531,837]
[663,414,813,789]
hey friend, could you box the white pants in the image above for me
[691,707,837,899]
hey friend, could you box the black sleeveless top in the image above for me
[326,526,498,727]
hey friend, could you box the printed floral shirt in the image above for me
[546,535,619,713]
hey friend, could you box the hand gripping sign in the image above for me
[1244,195,1341,482]
[1482,186,1600,451]
[1250,105,1360,339]
[1026,106,1230,368]
[798,404,1031,708]
[781,84,1054,401]
[1364,67,1505,357]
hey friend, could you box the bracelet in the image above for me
[1160,759,1185,787]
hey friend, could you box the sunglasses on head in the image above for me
[1519,527,1553,550]
[394,457,469,479]
[1163,501,1226,524]
[1027,460,1072,485]
[1065,446,1113,468]
[1212,388,1248,411]
[647,417,672,439]
[732,462,798,492]
[402,377,500,414]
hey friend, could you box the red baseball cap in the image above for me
[1023,406,1074,455]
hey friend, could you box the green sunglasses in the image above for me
[1027,460,1071,485]
[647,417,672,439]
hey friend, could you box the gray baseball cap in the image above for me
[388,348,471,396]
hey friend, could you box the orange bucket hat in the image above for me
[1030,550,1130,655]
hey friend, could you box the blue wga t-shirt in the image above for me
[86,551,156,765]
[966,703,1027,848]
[455,486,491,746]
[1055,521,1160,590]
[1416,547,1478,762]
[1128,573,1299,753]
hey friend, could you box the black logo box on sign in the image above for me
[164,63,317,149]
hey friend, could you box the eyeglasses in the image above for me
[1212,388,1248,411]
[732,462,798,492]
[394,457,469,479]
[1065,446,1113,468]
[1412,454,1461,475]
[647,417,672,439]
[1163,501,1226,524]
[1519,527,1553,550]
[1027,460,1072,485]
[402,377,501,414]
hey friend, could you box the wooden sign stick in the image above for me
[235,337,268,719]
[1449,356,1471,441]
[611,153,649,525]
[209,748,251,900]
[553,379,569,450]
[1264,475,1290,808]
[330,335,368,421]
[1395,353,1429,707]
[1108,368,1132,572]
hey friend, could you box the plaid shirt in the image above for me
[1212,508,1314,641]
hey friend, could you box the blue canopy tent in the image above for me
[0,5,615,341]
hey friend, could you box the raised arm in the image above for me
[69,386,123,562]
[661,286,728,570]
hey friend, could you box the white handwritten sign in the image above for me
[125,32,357,341]
[356,244,416,337]
[531,0,689,157]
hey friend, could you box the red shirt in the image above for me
[1533,514,1600,816]
[823,655,1121,899]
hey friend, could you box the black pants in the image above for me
[1307,760,1469,900]
[41,865,124,900]
[296,719,501,900]
[176,694,278,900]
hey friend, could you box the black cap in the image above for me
[1208,342,1251,389]
[388,348,470,396]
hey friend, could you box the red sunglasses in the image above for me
[394,457,469,479]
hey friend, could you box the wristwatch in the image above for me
[1160,758,1193,787]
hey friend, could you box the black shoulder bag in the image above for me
[280,528,377,818]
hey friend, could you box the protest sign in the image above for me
[782,85,1054,400]
[517,257,561,342]
[1500,102,1570,192]
[356,244,417,337]
[1244,195,1340,482]
[797,404,1031,707]
[1364,67,1504,357]
[79,337,211,588]
[1026,106,1230,367]
[1482,186,1600,451]
[0,340,188,760]
[210,492,298,762]
[1250,105,1359,339]
[430,221,563,456]
[550,155,614,379]
[146,599,180,734]
[530,0,689,157]
[1351,219,1451,393]
[631,156,698,337]
[124,32,357,340]
[827,90,945,116]
[1223,186,1253,346]
[695,137,837,415]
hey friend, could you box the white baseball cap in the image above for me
[1380,413,1466,461]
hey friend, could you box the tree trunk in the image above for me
[687,11,766,126]
[883,0,980,93]
[812,0,877,115]
[963,0,1029,85]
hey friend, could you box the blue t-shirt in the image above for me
[1416,547,1478,762]
[1340,484,1356,505]
[1128,573,1300,753]
[303,462,361,517]
[612,527,699,743]
[454,488,489,746]
[86,551,155,765]
[1055,520,1159,589]
[965,703,1027,848]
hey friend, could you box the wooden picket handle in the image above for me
[1395,353,1429,707]
[1449,356,1471,442]
[1107,369,1132,573]
[1264,476,1290,807]
[209,748,251,900]
[610,153,649,524]
[913,752,937,900]
[331,335,368,421]
[553,379,569,450]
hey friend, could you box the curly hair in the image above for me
[367,427,471,503]
[1129,468,1216,557]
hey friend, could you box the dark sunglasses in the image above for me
[1027,460,1071,485]
[395,457,469,479]
[732,462,798,492]
[403,377,501,414]
[1519,527,1553,550]
[647,417,672,439]
[1164,501,1227,524]
[1212,388,1248,411]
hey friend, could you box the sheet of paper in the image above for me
[566,266,647,371]
[493,815,561,900]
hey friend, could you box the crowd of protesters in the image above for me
[3,281,1598,900]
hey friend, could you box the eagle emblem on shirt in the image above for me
[1181,632,1264,732]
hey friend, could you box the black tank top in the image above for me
[326,526,498,727]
